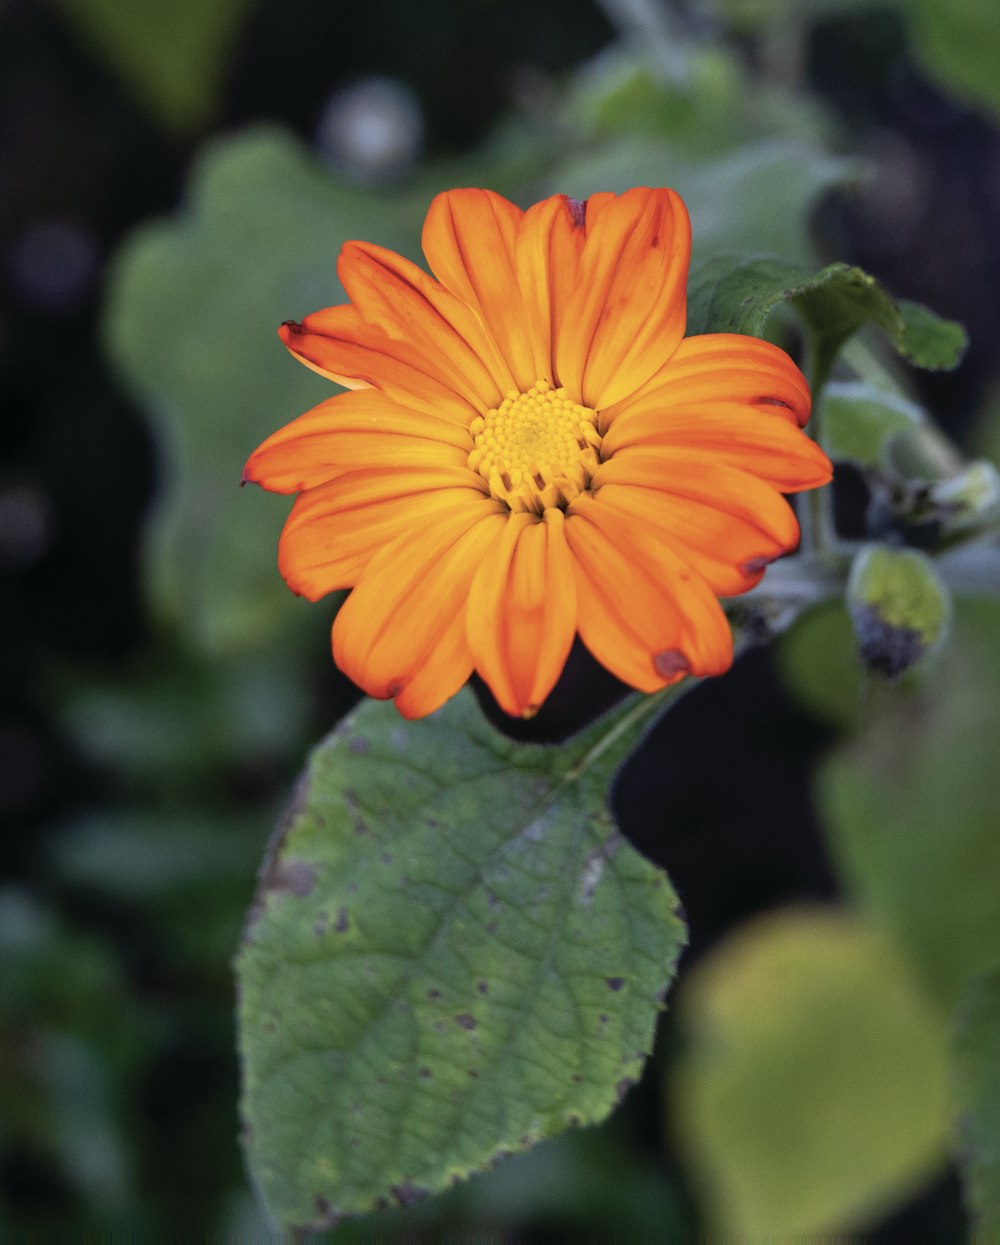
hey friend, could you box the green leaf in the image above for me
[48,0,261,133]
[571,47,789,155]
[952,967,1000,1233]
[847,545,951,677]
[910,0,1000,122]
[818,599,1000,1008]
[929,460,1000,538]
[554,140,851,265]
[898,298,974,370]
[823,381,926,468]
[104,128,422,653]
[673,908,950,1236]
[822,384,999,538]
[237,687,685,1230]
[687,258,968,379]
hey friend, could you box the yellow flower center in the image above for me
[467,381,602,513]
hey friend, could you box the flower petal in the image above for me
[338,240,513,405]
[602,401,832,491]
[279,307,476,424]
[244,388,473,494]
[556,188,691,409]
[602,333,812,432]
[565,492,733,691]
[278,470,494,599]
[332,509,507,716]
[587,482,787,597]
[593,447,802,550]
[467,508,577,717]
[422,189,543,392]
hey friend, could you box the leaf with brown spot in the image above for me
[237,685,687,1229]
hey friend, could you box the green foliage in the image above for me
[570,44,828,155]
[776,603,864,731]
[673,908,950,1236]
[55,642,315,798]
[237,687,686,1230]
[818,600,1000,1009]
[952,967,1000,1233]
[910,0,1000,121]
[688,257,967,387]
[555,141,850,267]
[557,38,851,266]
[48,0,262,132]
[0,888,140,1228]
[713,0,879,29]
[823,381,926,467]
[105,128,421,653]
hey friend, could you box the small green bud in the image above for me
[847,545,951,677]
[929,460,1000,538]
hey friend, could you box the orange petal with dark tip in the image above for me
[602,333,811,433]
[601,402,833,492]
[564,492,733,692]
[557,188,690,409]
[467,508,577,717]
[338,240,512,405]
[331,509,507,714]
[278,308,476,425]
[586,482,786,597]
[593,448,802,552]
[422,189,543,392]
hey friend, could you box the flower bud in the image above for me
[847,545,951,677]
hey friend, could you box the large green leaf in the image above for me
[688,257,967,382]
[237,687,686,1230]
[952,967,1000,1233]
[104,128,422,653]
[48,0,261,133]
[673,908,950,1236]
[818,599,1000,1008]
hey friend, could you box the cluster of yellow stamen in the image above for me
[468,380,602,513]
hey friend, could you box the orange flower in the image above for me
[244,187,832,719]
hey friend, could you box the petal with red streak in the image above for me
[556,188,690,409]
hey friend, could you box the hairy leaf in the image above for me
[238,687,686,1230]
[687,257,967,379]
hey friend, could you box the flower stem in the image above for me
[799,327,839,559]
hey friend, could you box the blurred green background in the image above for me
[2,0,1000,1236]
